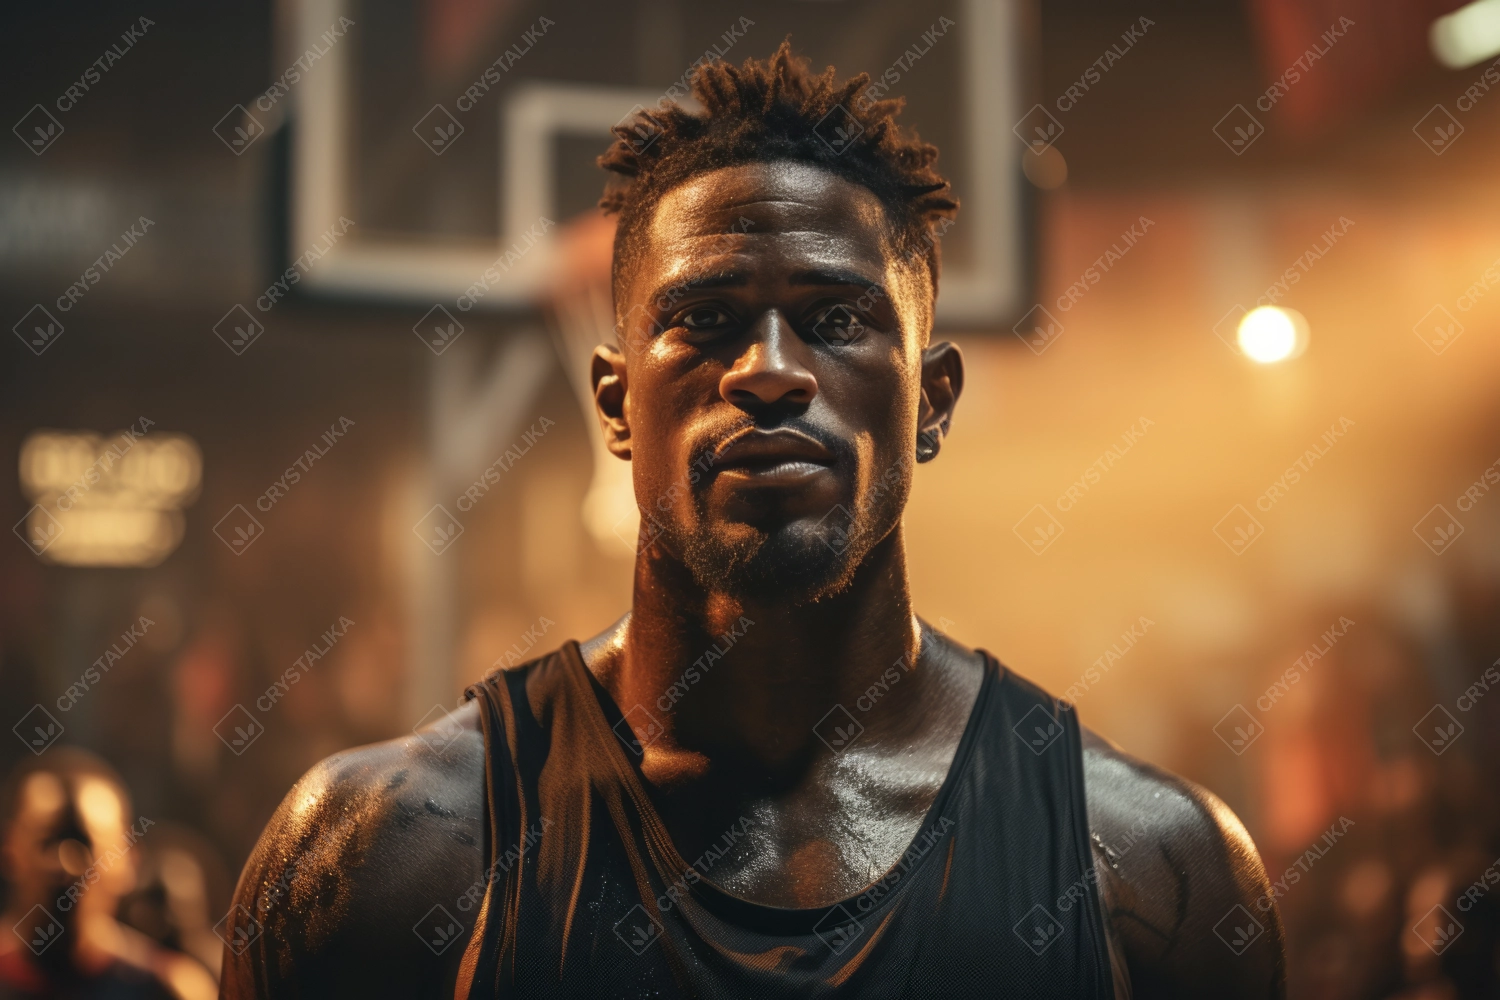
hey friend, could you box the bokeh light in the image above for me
[1237,306,1308,364]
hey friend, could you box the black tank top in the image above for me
[457,641,1114,999]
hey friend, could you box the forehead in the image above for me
[635,161,896,293]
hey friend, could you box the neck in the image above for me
[593,527,925,780]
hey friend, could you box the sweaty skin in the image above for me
[220,162,1285,999]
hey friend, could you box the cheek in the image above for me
[626,361,681,445]
[625,363,710,488]
[629,456,676,520]
[830,346,920,445]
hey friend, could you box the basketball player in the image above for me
[221,44,1285,999]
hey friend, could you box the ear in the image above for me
[591,344,632,460]
[916,340,963,462]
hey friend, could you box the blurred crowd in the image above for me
[2,567,1498,998]
[0,749,220,999]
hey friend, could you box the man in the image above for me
[221,44,1285,999]
[0,749,217,1000]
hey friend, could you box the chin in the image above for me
[672,515,871,605]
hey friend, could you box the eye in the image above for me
[681,306,734,331]
[806,304,867,346]
[672,305,738,344]
[812,305,855,328]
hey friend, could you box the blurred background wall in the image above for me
[3,0,1500,995]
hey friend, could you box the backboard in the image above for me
[269,0,1032,328]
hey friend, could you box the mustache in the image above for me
[689,416,853,475]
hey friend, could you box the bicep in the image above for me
[219,738,488,999]
[217,804,317,998]
[1085,743,1286,999]
[219,758,359,998]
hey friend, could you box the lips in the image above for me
[711,429,835,479]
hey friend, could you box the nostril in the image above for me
[720,311,819,407]
[720,371,818,409]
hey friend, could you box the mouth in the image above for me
[711,428,836,483]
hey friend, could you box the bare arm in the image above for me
[1083,729,1287,999]
[219,706,488,1000]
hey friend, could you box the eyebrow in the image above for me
[644,270,746,307]
[643,267,887,312]
[677,271,747,291]
[788,268,882,291]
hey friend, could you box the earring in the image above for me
[916,429,941,463]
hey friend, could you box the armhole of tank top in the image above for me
[1060,700,1123,1000]
[455,675,516,1000]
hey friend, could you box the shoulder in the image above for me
[1081,728,1286,999]
[220,702,488,1000]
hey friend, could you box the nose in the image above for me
[719,309,818,412]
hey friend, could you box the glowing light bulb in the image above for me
[1431,0,1500,69]
[1237,306,1307,363]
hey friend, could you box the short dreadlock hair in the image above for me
[598,40,958,318]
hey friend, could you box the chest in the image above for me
[656,750,951,908]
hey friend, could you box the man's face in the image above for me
[597,160,957,602]
[2,771,133,919]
